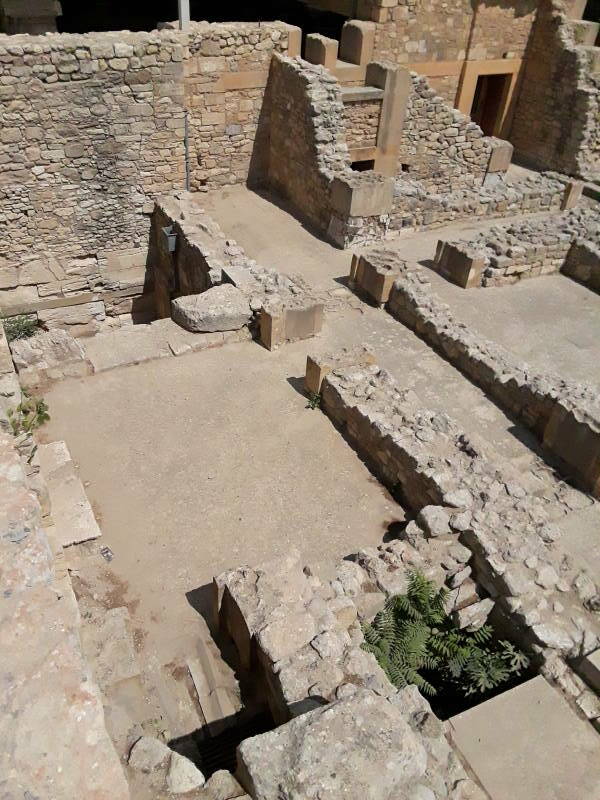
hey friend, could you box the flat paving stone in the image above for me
[449,676,600,800]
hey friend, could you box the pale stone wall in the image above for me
[399,72,493,190]
[0,22,299,276]
[184,22,296,190]
[0,29,186,272]
[510,0,599,179]
[364,0,537,66]
[265,54,351,232]
[343,98,381,150]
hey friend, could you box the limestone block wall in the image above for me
[390,171,566,232]
[183,22,298,191]
[398,73,493,191]
[265,54,351,233]
[0,29,186,271]
[343,98,382,150]
[366,0,537,66]
[510,0,599,180]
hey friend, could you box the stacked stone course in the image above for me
[373,258,600,494]
[511,0,599,180]
[398,73,493,192]
[437,205,600,287]
[343,98,382,150]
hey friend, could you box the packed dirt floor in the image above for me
[43,186,600,688]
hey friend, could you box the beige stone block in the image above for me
[305,346,376,395]
[486,138,513,174]
[351,254,402,305]
[561,180,583,210]
[330,175,393,217]
[339,20,375,66]
[435,241,486,289]
[304,34,338,71]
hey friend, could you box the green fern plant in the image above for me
[362,570,529,699]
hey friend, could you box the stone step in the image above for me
[143,661,206,740]
[572,19,600,46]
[79,606,141,692]
[333,59,366,84]
[37,441,102,547]
[340,85,384,104]
[187,638,240,736]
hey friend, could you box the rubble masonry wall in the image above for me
[510,0,600,180]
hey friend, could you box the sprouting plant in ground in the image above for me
[7,392,50,437]
[362,570,529,699]
[2,315,38,343]
[306,391,321,410]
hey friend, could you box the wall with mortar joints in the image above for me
[398,72,493,191]
[365,0,537,67]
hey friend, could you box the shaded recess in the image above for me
[58,0,348,42]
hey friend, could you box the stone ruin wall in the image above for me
[263,53,351,233]
[183,22,296,191]
[0,21,298,276]
[356,0,537,104]
[343,98,381,150]
[398,72,493,191]
[435,206,600,288]
[376,256,600,496]
[510,0,599,180]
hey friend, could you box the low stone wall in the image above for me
[151,192,323,350]
[434,206,599,288]
[0,249,153,337]
[376,258,600,495]
[214,549,487,799]
[391,171,568,233]
[313,354,600,677]
[0,368,128,797]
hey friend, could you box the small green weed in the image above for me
[2,315,38,343]
[305,392,321,410]
[7,392,50,437]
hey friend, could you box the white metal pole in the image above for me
[178,0,190,30]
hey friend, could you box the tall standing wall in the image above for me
[510,0,599,179]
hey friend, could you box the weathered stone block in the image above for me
[171,285,252,333]
[330,175,393,217]
[259,301,323,351]
[304,33,338,70]
[435,241,486,289]
[486,138,513,174]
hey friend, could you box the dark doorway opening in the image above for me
[58,0,347,42]
[351,159,375,172]
[470,73,511,137]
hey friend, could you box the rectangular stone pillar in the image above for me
[366,63,411,178]
[304,34,339,71]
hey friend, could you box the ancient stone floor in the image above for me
[204,184,600,385]
[39,187,600,798]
